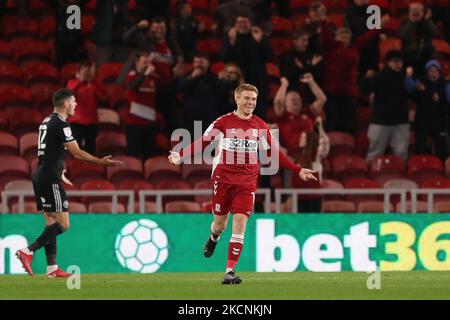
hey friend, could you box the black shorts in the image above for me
[32,173,69,213]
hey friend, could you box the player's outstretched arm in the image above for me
[64,140,122,167]
[168,150,182,165]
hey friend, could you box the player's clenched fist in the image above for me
[168,151,182,165]
[299,168,318,181]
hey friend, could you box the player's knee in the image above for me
[214,221,227,233]
[58,221,70,231]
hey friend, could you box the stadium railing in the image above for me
[410,189,450,213]
[1,190,134,214]
[274,188,408,213]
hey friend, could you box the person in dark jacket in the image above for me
[399,1,440,78]
[221,13,273,119]
[174,1,200,61]
[361,50,415,161]
[177,53,224,135]
[45,0,89,68]
[407,60,450,160]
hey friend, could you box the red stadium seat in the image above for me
[271,15,293,36]
[190,0,210,15]
[133,201,157,213]
[396,200,427,213]
[0,156,30,185]
[355,132,369,158]
[182,163,212,186]
[4,179,34,208]
[0,62,23,85]
[266,62,281,82]
[39,15,56,40]
[144,156,182,184]
[29,83,59,111]
[328,131,355,160]
[117,179,154,203]
[88,201,126,213]
[210,62,225,75]
[3,16,39,40]
[344,178,381,204]
[390,0,409,17]
[433,201,450,213]
[22,61,59,86]
[95,132,127,156]
[369,155,405,185]
[379,38,401,65]
[202,200,212,213]
[0,40,13,62]
[0,132,19,156]
[194,179,213,203]
[407,154,443,185]
[420,177,450,202]
[81,14,96,36]
[196,38,222,61]
[289,0,309,15]
[69,159,106,186]
[165,200,202,213]
[0,85,34,110]
[357,201,393,213]
[11,201,39,213]
[28,0,52,17]
[156,178,193,205]
[97,108,121,132]
[19,132,39,161]
[6,108,42,137]
[69,201,88,213]
[109,88,128,111]
[270,37,293,57]
[432,39,450,58]
[332,154,369,183]
[327,13,343,28]
[0,111,7,132]
[322,200,356,213]
[60,63,80,86]
[321,178,344,200]
[80,180,116,205]
[195,15,214,30]
[11,38,50,65]
[107,156,144,183]
[96,63,123,86]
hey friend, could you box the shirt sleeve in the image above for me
[60,121,75,145]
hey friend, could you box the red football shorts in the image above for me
[211,180,256,217]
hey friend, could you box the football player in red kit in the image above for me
[168,84,317,284]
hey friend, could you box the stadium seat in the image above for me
[396,200,427,213]
[0,111,7,132]
[0,156,30,186]
[190,0,210,15]
[95,132,127,156]
[194,179,213,203]
[433,201,450,213]
[420,177,450,202]
[60,63,80,86]
[81,14,96,36]
[88,201,126,214]
[328,131,355,160]
[195,38,222,61]
[156,179,193,205]
[321,178,344,200]
[432,39,450,58]
[39,14,56,40]
[357,201,393,213]
[144,156,182,184]
[182,163,212,186]
[28,0,52,17]
[4,179,34,208]
[11,38,50,65]
[407,154,444,185]
[11,201,39,213]
[97,108,121,132]
[202,201,212,213]
[0,132,19,156]
[383,178,418,206]
[355,132,369,158]
[322,200,356,213]
[0,62,23,85]
[165,200,202,213]
[270,37,293,57]
[22,61,60,86]
[266,62,281,82]
[19,132,38,161]
[210,62,225,75]
[133,201,157,213]
[68,201,88,213]
[3,16,39,40]
[369,155,405,185]
[109,88,128,111]
[6,108,42,137]
[30,157,39,176]
[69,159,106,186]
[327,13,344,28]
[379,38,402,66]
[0,85,34,110]
[30,83,59,111]
[0,40,13,62]
[289,0,309,16]
[332,154,369,184]
[344,178,381,204]
[96,63,123,86]
[117,179,154,204]
[106,156,143,183]
[271,15,293,37]
[323,0,347,13]
[80,180,116,205]
[390,0,409,17]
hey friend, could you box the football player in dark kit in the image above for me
[16,89,122,277]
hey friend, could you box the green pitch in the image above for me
[0,271,449,300]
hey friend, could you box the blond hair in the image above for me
[234,83,258,97]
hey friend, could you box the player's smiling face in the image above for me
[236,91,257,117]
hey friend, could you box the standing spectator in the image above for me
[120,17,182,131]
[302,1,336,54]
[344,0,382,75]
[218,62,245,114]
[273,74,326,157]
[177,53,224,134]
[399,1,440,78]
[67,61,106,154]
[407,60,450,160]
[90,0,131,66]
[361,50,414,161]
[319,8,389,135]
[279,28,323,102]
[174,1,200,61]
[45,0,89,68]
[221,14,273,119]
[286,117,330,213]
[125,52,161,160]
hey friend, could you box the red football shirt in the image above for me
[276,111,315,155]
[180,112,302,186]
[67,78,106,125]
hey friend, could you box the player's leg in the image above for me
[204,213,229,257]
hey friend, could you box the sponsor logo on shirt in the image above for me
[223,138,258,153]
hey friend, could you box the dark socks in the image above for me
[28,223,65,253]
[44,237,57,265]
